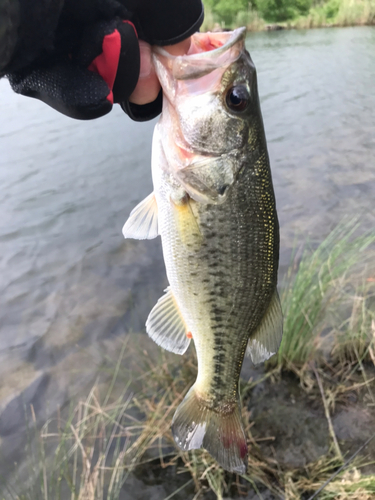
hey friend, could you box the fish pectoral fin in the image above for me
[246,289,283,364]
[146,287,190,355]
[122,192,159,240]
[171,197,203,250]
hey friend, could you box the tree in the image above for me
[256,0,312,22]
[204,0,251,26]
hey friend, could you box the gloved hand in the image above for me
[3,0,204,121]
[8,17,142,120]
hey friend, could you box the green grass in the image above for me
[273,219,375,370]
[4,220,375,499]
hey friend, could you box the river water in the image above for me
[0,26,374,492]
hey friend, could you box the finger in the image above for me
[122,37,192,120]
[129,40,160,105]
[163,37,191,56]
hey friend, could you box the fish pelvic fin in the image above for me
[146,287,190,355]
[246,289,283,364]
[172,386,248,474]
[122,192,159,240]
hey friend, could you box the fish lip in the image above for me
[153,27,247,76]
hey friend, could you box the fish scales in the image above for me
[123,27,282,474]
[155,152,277,405]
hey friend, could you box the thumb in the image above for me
[128,41,160,106]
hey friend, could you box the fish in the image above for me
[123,27,283,474]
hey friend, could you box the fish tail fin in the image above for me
[172,385,248,474]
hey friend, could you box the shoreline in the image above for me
[206,20,375,33]
[262,20,375,31]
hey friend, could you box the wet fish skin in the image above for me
[123,28,282,474]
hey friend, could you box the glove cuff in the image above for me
[121,90,162,122]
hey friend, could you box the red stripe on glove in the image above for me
[88,30,121,104]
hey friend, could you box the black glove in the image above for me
[3,0,204,121]
[8,17,140,120]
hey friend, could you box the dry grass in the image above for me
[6,221,375,499]
[11,347,375,499]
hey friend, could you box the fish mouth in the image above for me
[153,27,247,81]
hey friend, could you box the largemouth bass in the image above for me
[123,27,282,474]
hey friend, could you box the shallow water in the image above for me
[0,26,374,492]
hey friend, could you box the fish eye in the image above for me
[225,85,250,113]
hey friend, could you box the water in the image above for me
[247,26,375,264]
[0,26,374,490]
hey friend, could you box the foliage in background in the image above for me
[203,0,251,26]
[256,0,312,22]
[201,0,375,29]
[289,0,375,29]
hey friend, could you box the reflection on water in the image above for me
[0,26,374,489]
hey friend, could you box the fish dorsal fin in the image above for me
[122,192,159,240]
[146,287,190,355]
[246,290,283,364]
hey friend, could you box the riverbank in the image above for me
[201,0,375,32]
[8,221,375,499]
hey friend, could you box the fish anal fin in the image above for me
[172,386,248,474]
[146,287,190,355]
[122,192,158,240]
[246,289,283,364]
